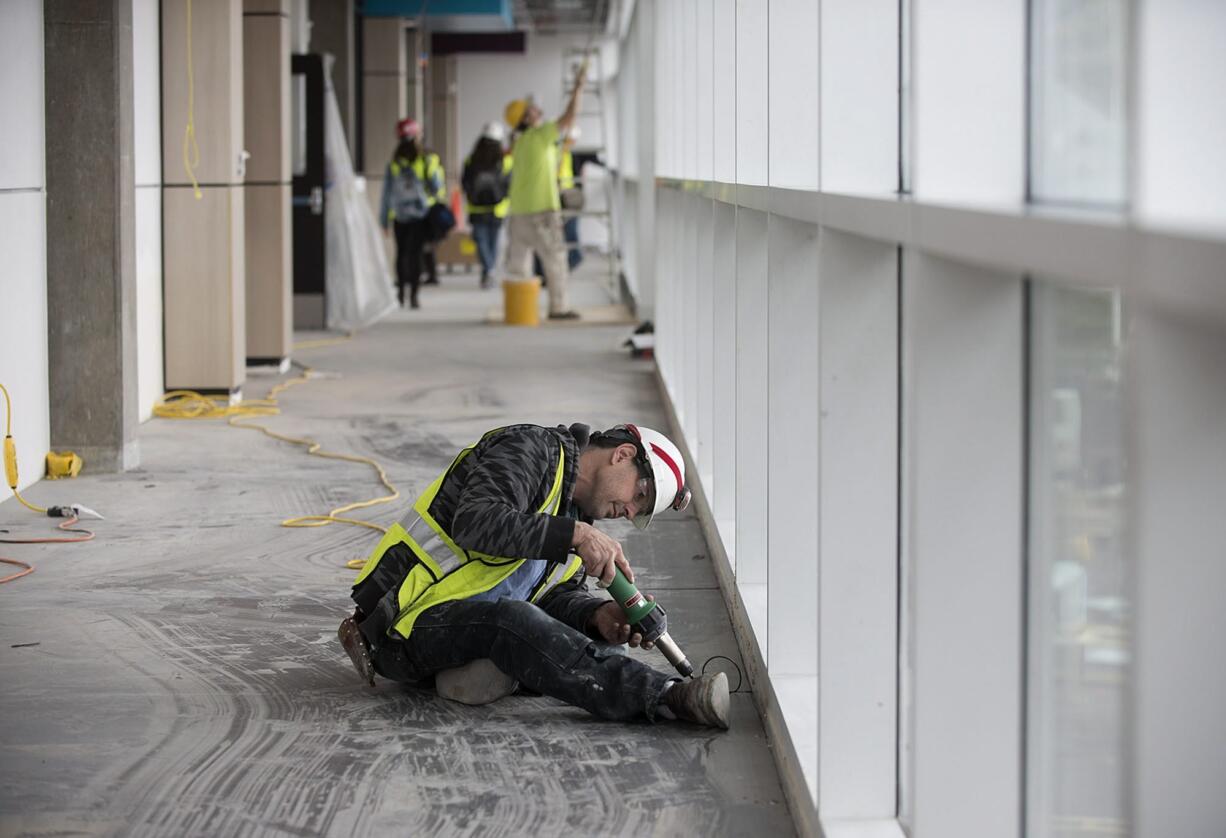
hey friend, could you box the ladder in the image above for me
[561,44,622,301]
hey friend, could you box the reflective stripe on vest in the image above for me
[351,433,582,639]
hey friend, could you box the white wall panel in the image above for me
[680,0,697,182]
[133,0,162,188]
[912,0,1025,203]
[1136,1,1226,230]
[695,2,714,182]
[768,0,820,189]
[455,34,603,172]
[820,0,899,193]
[734,208,769,603]
[0,193,49,494]
[903,251,1023,838]
[766,215,819,676]
[0,3,48,496]
[734,0,769,186]
[817,231,899,822]
[0,2,44,191]
[695,197,715,492]
[711,201,738,557]
[134,188,163,421]
[712,0,736,182]
[134,0,163,420]
[1132,308,1226,836]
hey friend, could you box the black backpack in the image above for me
[466,167,506,207]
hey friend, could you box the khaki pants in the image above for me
[505,211,570,315]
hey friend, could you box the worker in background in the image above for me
[338,422,730,729]
[534,124,584,279]
[379,118,444,309]
[558,124,584,271]
[502,61,587,320]
[461,122,513,290]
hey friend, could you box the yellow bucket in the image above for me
[502,277,541,326]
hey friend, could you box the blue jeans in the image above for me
[470,214,501,276]
[368,598,673,722]
[563,215,582,270]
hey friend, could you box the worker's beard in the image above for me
[580,463,635,521]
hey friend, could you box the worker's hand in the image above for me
[382,226,390,238]
[588,598,656,649]
[572,521,633,585]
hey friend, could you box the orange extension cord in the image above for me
[0,516,95,585]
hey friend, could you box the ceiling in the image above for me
[510,0,611,34]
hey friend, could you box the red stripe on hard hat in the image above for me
[649,443,682,495]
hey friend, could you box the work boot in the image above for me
[435,658,519,706]
[338,616,376,687]
[663,671,730,729]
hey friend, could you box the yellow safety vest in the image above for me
[558,149,575,190]
[387,153,445,223]
[353,434,584,639]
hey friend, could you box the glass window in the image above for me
[1030,0,1129,206]
[1027,282,1129,837]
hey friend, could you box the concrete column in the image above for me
[161,0,246,396]
[361,16,406,264]
[44,0,140,471]
[311,0,356,156]
[243,0,292,367]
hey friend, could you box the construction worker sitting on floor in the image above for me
[501,60,587,320]
[338,422,731,729]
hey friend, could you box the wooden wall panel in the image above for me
[244,184,292,361]
[163,187,245,391]
[162,0,243,186]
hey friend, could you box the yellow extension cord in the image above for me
[1,382,47,515]
[153,335,397,568]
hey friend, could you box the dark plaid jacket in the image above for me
[353,423,607,638]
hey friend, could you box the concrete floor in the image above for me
[0,267,793,836]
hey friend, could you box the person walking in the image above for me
[502,61,587,320]
[379,118,444,308]
[337,422,729,729]
[461,122,513,289]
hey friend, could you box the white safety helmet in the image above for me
[611,423,691,529]
[481,121,507,144]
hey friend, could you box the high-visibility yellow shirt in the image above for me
[508,122,561,215]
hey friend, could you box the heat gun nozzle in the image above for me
[655,632,695,679]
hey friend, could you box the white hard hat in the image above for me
[618,423,691,529]
[481,121,507,143]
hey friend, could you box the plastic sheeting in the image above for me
[323,57,397,332]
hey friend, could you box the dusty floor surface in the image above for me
[0,268,794,837]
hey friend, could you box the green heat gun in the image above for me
[603,567,695,678]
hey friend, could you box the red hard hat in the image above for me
[397,118,421,140]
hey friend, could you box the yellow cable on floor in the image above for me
[153,342,397,544]
[2,382,48,515]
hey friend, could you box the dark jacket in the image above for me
[353,423,607,639]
